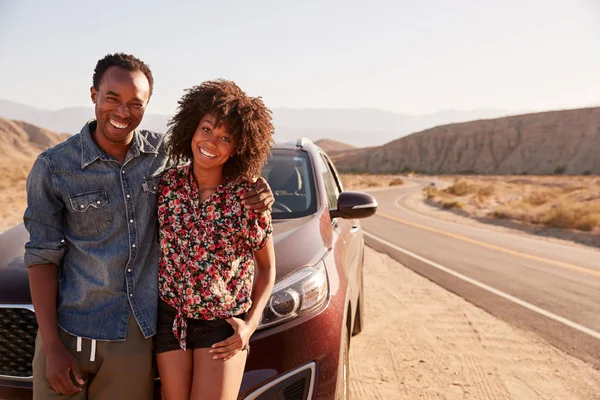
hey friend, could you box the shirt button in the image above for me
[129,219,134,223]
[122,170,126,174]
[132,244,136,248]
[127,269,132,273]
[130,293,133,297]
[126,194,131,198]
[80,205,84,209]
[96,200,101,204]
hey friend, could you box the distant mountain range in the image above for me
[0,99,520,147]
[313,139,355,153]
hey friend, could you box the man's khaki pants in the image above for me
[32,315,154,400]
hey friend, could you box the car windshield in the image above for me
[261,149,317,219]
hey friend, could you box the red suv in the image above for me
[0,138,377,399]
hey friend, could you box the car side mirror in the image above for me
[330,191,378,219]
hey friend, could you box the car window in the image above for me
[315,154,340,209]
[262,149,317,219]
[321,154,344,192]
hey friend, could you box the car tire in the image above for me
[338,326,351,400]
[352,269,364,336]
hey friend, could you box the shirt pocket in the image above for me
[143,175,161,209]
[68,190,111,235]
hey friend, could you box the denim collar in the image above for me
[80,119,158,168]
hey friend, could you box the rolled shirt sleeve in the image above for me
[246,209,273,251]
[23,155,66,267]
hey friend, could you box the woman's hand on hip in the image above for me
[209,317,255,361]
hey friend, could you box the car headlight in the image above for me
[258,260,328,329]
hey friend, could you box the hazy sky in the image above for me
[1,0,599,116]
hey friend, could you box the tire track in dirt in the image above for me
[423,310,511,400]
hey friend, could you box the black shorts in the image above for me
[154,300,245,354]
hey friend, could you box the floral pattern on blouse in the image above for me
[157,164,272,350]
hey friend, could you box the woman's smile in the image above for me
[199,147,217,159]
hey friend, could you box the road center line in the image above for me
[364,231,600,341]
[369,195,600,278]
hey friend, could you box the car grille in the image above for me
[0,307,37,378]
[245,362,315,400]
[282,378,307,400]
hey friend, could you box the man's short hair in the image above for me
[92,53,154,97]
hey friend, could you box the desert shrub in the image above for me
[561,185,584,194]
[490,209,505,219]
[422,186,439,199]
[524,191,554,206]
[538,201,600,231]
[507,177,533,185]
[340,174,408,189]
[442,200,463,209]
[476,185,495,198]
[444,181,473,196]
[553,165,566,175]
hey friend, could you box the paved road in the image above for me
[362,180,600,368]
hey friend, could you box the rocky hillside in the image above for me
[0,118,69,232]
[0,118,69,160]
[332,108,600,175]
[314,139,355,153]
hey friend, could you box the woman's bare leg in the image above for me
[190,348,248,400]
[156,350,193,400]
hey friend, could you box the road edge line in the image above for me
[364,231,600,341]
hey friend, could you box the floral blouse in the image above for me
[157,164,272,350]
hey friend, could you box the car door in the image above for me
[318,153,362,306]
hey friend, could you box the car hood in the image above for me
[0,211,333,303]
[0,224,32,303]
[271,210,332,280]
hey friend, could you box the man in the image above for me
[24,53,274,399]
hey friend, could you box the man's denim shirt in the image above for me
[24,120,171,340]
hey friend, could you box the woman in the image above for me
[154,80,276,400]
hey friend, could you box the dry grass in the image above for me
[424,176,600,233]
[0,158,33,232]
[494,199,600,232]
[423,186,464,210]
[0,159,31,191]
[341,174,404,190]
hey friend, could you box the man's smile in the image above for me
[109,119,130,130]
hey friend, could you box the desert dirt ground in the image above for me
[349,247,600,400]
